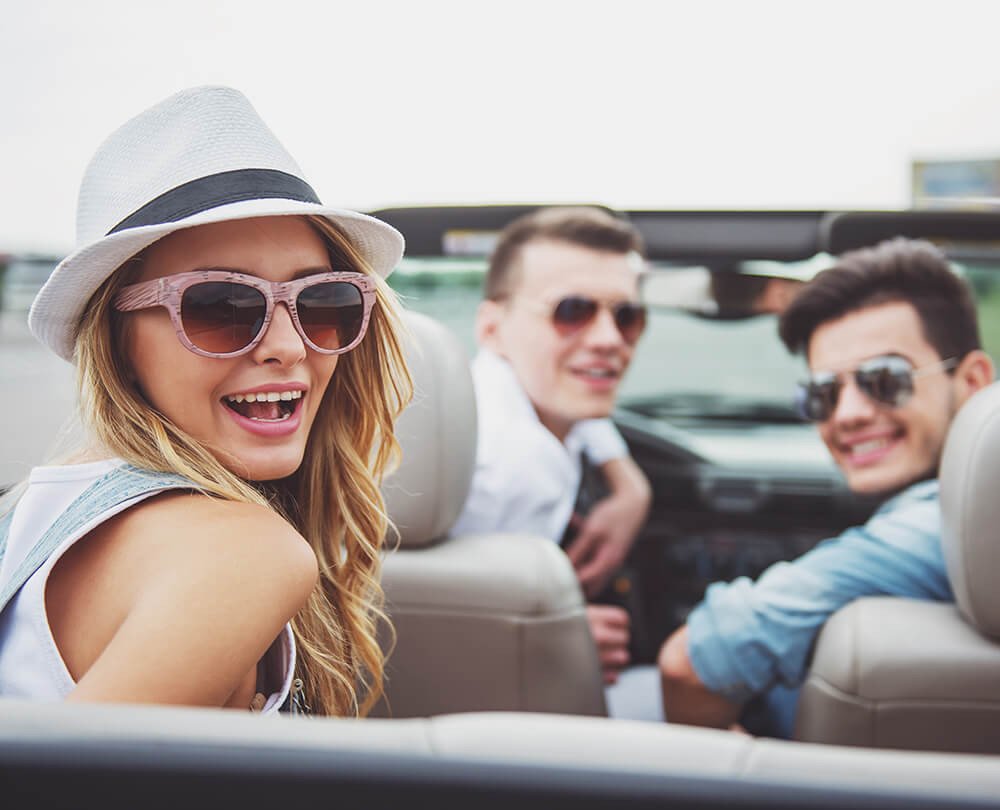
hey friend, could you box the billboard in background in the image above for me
[912,159,1000,209]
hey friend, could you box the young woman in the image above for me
[0,86,412,716]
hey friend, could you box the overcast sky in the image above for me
[3,0,1000,254]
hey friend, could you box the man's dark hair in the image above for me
[778,237,981,361]
[484,207,646,301]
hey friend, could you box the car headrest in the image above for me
[381,310,477,549]
[940,381,1000,639]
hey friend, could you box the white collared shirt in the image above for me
[450,349,627,543]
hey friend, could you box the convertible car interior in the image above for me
[3,206,1000,808]
[376,310,606,718]
[370,205,1000,754]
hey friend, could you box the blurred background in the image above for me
[3,0,1000,253]
[3,0,1000,486]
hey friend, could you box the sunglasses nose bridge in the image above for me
[581,304,628,345]
[250,299,307,363]
[830,373,881,422]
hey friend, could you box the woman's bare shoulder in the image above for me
[52,492,318,634]
[48,491,318,703]
[112,492,318,588]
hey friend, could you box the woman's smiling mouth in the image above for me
[224,389,303,422]
[221,387,307,436]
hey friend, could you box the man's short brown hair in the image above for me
[484,207,646,301]
[778,237,982,362]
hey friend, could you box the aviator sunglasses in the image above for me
[536,296,647,344]
[114,270,376,358]
[796,354,958,422]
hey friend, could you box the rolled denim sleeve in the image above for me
[686,481,950,703]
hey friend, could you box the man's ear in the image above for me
[475,299,505,352]
[954,349,996,406]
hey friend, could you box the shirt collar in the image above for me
[876,478,939,514]
[471,348,539,424]
[472,348,588,452]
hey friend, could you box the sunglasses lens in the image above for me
[181,282,267,354]
[798,356,917,421]
[552,297,598,334]
[856,357,913,407]
[614,303,647,343]
[798,377,840,421]
[296,282,365,351]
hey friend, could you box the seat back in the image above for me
[381,312,477,549]
[939,381,1000,639]
[374,311,606,718]
[795,382,1000,752]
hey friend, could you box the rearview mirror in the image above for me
[640,254,834,320]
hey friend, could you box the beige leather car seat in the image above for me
[373,311,606,718]
[795,382,1000,753]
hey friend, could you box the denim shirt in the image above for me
[687,479,948,706]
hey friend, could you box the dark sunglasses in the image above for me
[796,354,958,422]
[544,296,647,344]
[114,270,376,358]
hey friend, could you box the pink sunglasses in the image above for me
[114,270,376,358]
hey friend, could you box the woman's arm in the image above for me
[47,491,317,708]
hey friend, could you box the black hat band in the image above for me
[107,169,321,235]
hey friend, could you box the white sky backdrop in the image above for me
[2,0,1000,254]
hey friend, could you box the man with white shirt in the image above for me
[451,207,652,684]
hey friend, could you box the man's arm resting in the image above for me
[656,491,948,729]
[658,624,743,729]
[601,453,653,519]
[567,454,652,597]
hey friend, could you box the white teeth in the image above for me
[851,438,890,455]
[581,369,614,378]
[225,390,303,403]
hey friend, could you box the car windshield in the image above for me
[624,312,804,420]
[387,254,1000,423]
[4,228,1000,488]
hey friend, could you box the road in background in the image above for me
[0,309,77,488]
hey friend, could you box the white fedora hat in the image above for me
[29,85,404,362]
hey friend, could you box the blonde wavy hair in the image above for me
[72,215,412,716]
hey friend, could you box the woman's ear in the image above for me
[954,349,996,406]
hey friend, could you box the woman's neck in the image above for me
[60,445,115,466]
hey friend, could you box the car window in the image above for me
[389,258,807,415]
[965,261,1000,357]
[388,254,1000,424]
[4,242,1000,488]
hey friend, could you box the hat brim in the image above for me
[29,198,404,362]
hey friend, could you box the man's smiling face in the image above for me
[808,300,961,496]
[481,239,641,441]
